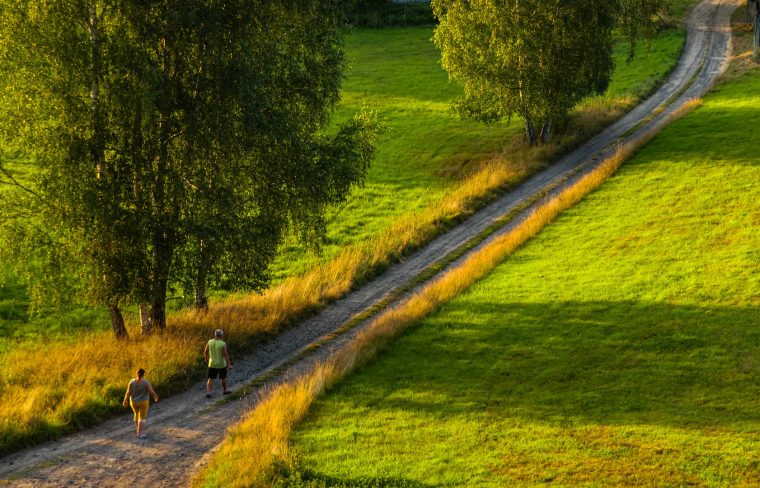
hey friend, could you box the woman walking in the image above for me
[123,368,159,439]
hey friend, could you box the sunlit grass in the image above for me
[191,155,628,486]
[0,330,200,452]
[195,94,705,487]
[0,24,688,454]
[257,68,760,485]
[268,26,687,281]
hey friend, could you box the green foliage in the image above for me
[0,0,377,334]
[432,0,664,144]
[281,68,760,484]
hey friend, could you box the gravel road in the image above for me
[0,1,739,486]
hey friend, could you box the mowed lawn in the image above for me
[267,26,685,281]
[281,69,760,485]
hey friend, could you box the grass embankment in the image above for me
[204,55,760,486]
[0,26,686,454]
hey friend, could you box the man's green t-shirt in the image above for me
[207,339,227,368]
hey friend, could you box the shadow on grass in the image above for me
[332,300,760,429]
[276,468,436,488]
[636,103,760,165]
[282,300,760,485]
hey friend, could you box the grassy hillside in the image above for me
[268,26,685,281]
[0,23,688,455]
[263,58,760,486]
[0,26,684,347]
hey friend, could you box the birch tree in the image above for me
[0,0,377,337]
[432,0,664,145]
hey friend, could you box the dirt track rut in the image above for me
[0,1,739,485]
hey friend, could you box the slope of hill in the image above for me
[0,26,684,344]
[0,22,690,457]
[1,1,744,486]
[267,33,760,488]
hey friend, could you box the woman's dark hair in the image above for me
[137,368,145,378]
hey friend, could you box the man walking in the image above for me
[204,328,233,398]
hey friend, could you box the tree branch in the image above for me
[0,156,41,198]
[164,128,187,144]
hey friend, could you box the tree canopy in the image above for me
[432,0,664,145]
[0,0,378,338]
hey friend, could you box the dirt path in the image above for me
[0,1,738,486]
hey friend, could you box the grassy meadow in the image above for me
[237,58,760,486]
[268,26,686,281]
[0,26,684,347]
[0,20,689,454]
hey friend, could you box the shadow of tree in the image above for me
[350,300,760,427]
[290,300,760,485]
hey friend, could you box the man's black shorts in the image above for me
[208,367,227,380]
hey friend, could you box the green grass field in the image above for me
[0,26,686,349]
[276,65,760,486]
[0,276,104,352]
[0,17,694,457]
[267,26,686,281]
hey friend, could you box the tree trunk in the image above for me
[749,0,755,23]
[109,303,129,340]
[91,6,126,340]
[88,4,105,180]
[150,296,167,331]
[148,28,174,331]
[195,238,209,311]
[755,11,760,62]
[524,117,537,146]
[139,303,153,335]
[540,119,553,144]
[195,282,208,311]
[149,241,172,331]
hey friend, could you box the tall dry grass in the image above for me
[1,331,199,451]
[195,98,703,487]
[0,149,529,453]
[0,94,640,454]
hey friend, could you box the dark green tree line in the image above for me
[0,0,378,338]
[432,0,665,145]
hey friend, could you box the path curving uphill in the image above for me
[0,1,739,486]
